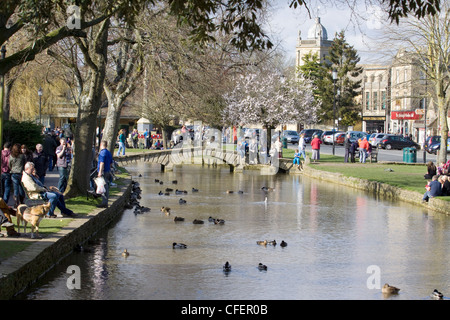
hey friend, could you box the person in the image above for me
[117,129,126,156]
[43,131,58,171]
[21,162,75,218]
[310,134,322,163]
[349,140,358,163]
[96,140,113,208]
[424,161,437,179]
[237,139,246,165]
[359,137,369,163]
[441,175,450,196]
[1,142,12,204]
[55,137,71,193]
[274,137,282,159]
[437,162,448,176]
[21,144,33,163]
[131,128,139,148]
[9,143,26,207]
[298,133,307,161]
[344,134,351,163]
[293,149,301,169]
[33,143,48,184]
[422,175,442,202]
[248,138,258,164]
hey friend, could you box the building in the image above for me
[361,65,390,133]
[295,17,333,68]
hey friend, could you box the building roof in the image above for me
[307,17,328,40]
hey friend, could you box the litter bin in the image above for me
[403,147,417,163]
[282,137,288,149]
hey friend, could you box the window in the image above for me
[373,92,378,110]
[365,92,370,110]
[381,91,386,110]
[396,70,400,84]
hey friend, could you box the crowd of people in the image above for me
[0,127,77,216]
[422,160,450,202]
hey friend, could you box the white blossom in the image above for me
[222,71,319,128]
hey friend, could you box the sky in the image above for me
[265,0,389,65]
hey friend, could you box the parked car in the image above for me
[346,131,369,143]
[377,134,420,150]
[335,132,346,145]
[300,129,323,144]
[370,133,387,147]
[424,135,441,150]
[322,131,336,144]
[281,130,300,144]
[425,136,450,154]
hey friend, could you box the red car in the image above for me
[335,133,345,145]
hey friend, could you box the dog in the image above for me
[16,202,51,239]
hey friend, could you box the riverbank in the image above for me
[0,172,133,299]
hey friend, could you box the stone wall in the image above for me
[301,165,449,215]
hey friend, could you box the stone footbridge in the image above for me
[114,146,298,174]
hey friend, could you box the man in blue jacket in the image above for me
[422,175,442,202]
[97,140,113,208]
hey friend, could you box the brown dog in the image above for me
[16,202,51,239]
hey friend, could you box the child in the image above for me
[293,149,302,170]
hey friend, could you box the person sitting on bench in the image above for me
[21,162,76,218]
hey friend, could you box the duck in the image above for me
[158,191,164,196]
[214,219,225,225]
[192,188,199,192]
[139,206,151,213]
[165,187,173,192]
[159,181,164,185]
[431,289,444,300]
[382,283,400,294]
[208,216,216,222]
[193,219,204,224]
[175,189,184,195]
[122,249,130,257]
[161,207,171,216]
[280,240,288,247]
[238,190,244,194]
[256,240,267,246]
[258,263,267,271]
[261,186,274,192]
[223,261,231,272]
[179,198,187,204]
[172,180,178,184]
[155,179,160,183]
[172,242,187,249]
[164,192,170,196]
[173,216,185,222]
[267,240,277,246]
[226,190,234,194]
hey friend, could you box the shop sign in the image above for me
[390,111,422,120]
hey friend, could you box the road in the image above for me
[286,142,437,164]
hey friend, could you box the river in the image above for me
[17,162,450,300]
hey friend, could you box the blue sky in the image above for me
[266,1,388,65]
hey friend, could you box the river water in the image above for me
[18,163,449,300]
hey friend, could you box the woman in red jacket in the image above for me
[311,134,322,163]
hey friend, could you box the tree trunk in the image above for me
[102,93,124,155]
[437,105,449,164]
[65,20,109,198]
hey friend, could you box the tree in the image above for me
[222,69,318,130]
[322,31,362,127]
[378,4,449,163]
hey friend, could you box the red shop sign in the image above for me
[391,111,422,120]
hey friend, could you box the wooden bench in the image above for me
[21,182,46,207]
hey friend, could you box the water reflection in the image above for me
[19,163,450,300]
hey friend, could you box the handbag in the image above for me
[94,176,106,194]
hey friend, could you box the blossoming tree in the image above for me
[222,70,319,141]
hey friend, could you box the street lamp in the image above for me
[332,69,338,155]
[38,87,43,125]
